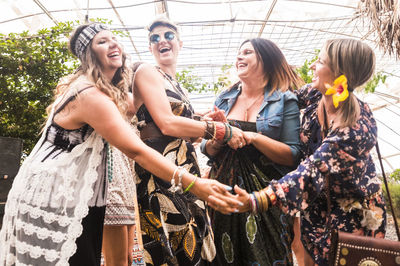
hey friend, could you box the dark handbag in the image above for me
[327,142,400,266]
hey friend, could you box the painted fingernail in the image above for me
[225,185,232,191]
[234,209,239,213]
[238,202,243,206]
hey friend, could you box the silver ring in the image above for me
[239,142,243,148]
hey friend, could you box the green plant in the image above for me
[363,72,388,93]
[382,182,400,221]
[390,169,400,182]
[176,64,234,95]
[211,64,234,94]
[0,19,118,156]
[296,50,319,84]
[0,22,78,155]
[176,66,208,93]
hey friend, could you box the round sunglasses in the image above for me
[149,31,175,44]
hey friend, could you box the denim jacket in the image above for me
[203,84,301,175]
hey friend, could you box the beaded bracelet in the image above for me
[214,122,226,141]
[264,186,277,205]
[252,192,259,213]
[255,191,263,212]
[169,166,183,193]
[225,123,233,143]
[212,122,217,140]
[249,193,257,213]
[177,168,186,192]
[258,190,269,212]
[204,121,215,139]
[184,176,197,193]
[222,123,229,142]
[106,143,114,183]
[170,166,181,187]
[255,191,266,212]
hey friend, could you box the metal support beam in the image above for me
[32,0,58,24]
[85,0,90,23]
[155,0,169,17]
[258,0,278,37]
[107,0,141,60]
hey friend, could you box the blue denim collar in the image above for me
[220,83,282,113]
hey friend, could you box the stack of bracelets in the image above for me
[169,166,197,194]
[203,121,233,143]
[249,186,277,213]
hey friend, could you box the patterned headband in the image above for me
[74,23,109,59]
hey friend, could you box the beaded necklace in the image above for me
[106,143,113,182]
[156,67,191,107]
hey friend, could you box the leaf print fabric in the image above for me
[208,120,294,266]
[134,75,215,265]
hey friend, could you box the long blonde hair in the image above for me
[321,39,375,128]
[47,24,130,117]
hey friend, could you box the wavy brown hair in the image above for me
[239,38,304,94]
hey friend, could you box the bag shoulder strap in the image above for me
[376,142,400,240]
[326,142,400,241]
[323,101,400,241]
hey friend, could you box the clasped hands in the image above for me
[200,106,259,149]
[195,178,254,214]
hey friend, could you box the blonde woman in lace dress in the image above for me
[0,23,241,266]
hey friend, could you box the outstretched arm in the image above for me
[134,63,210,138]
[76,87,241,213]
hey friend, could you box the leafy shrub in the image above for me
[382,182,400,221]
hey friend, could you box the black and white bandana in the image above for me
[74,23,109,59]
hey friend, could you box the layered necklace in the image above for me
[157,67,191,106]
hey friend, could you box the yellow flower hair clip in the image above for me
[325,75,349,108]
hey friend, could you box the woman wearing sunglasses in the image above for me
[0,23,241,266]
[130,16,245,265]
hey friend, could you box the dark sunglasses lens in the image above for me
[150,34,160,43]
[165,31,175,41]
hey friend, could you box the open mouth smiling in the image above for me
[108,51,120,57]
[159,47,171,53]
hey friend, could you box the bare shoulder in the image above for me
[78,86,114,108]
[136,62,156,73]
[135,63,161,79]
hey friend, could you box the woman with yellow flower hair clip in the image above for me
[211,39,387,265]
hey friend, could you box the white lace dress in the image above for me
[0,92,108,265]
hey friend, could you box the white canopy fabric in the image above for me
[1,0,400,172]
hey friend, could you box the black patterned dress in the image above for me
[134,71,215,265]
[208,120,294,266]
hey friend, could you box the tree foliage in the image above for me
[0,22,79,155]
[176,66,208,93]
[363,72,387,93]
[295,50,319,84]
[390,168,400,182]
[176,64,234,94]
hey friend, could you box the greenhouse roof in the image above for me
[1,0,400,172]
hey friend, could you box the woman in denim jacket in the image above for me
[202,38,303,265]
[223,39,387,266]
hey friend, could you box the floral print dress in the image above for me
[270,85,386,265]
